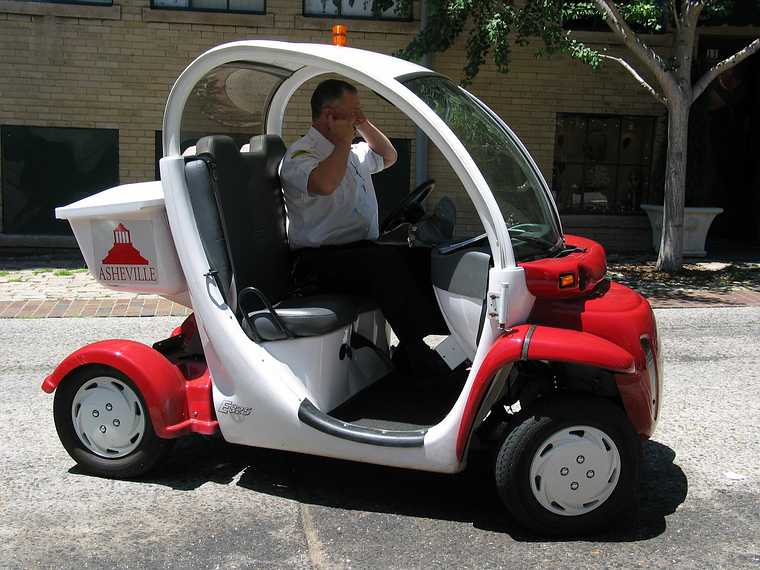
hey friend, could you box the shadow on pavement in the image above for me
[115,436,687,542]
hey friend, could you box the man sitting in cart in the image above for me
[280,79,448,376]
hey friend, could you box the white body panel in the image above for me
[433,287,484,359]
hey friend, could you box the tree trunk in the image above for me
[656,98,690,272]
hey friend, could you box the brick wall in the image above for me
[0,0,668,249]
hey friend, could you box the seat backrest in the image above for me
[184,156,233,304]
[195,134,289,309]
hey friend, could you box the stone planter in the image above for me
[640,204,724,257]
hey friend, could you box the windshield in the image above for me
[404,76,562,258]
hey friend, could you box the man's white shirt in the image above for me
[279,126,385,250]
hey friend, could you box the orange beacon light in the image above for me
[332,24,347,46]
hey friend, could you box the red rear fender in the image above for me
[41,340,207,438]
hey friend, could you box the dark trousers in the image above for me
[292,241,448,345]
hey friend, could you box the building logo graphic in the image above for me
[96,221,159,283]
[102,224,150,265]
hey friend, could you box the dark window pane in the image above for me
[583,164,617,212]
[228,0,264,11]
[304,0,409,19]
[373,138,411,222]
[554,116,586,163]
[152,0,264,12]
[304,0,338,15]
[54,0,112,4]
[192,0,225,8]
[554,113,656,214]
[340,0,371,16]
[586,117,620,163]
[554,163,583,211]
[152,0,189,6]
[620,117,653,165]
[1,125,119,236]
[617,166,649,212]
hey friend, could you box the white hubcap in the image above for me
[529,425,620,517]
[71,377,145,458]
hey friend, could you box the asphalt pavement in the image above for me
[1,309,759,569]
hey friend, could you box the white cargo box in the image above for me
[56,182,188,301]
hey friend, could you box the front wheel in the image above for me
[495,397,640,536]
[53,365,174,478]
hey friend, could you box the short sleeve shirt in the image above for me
[279,126,385,250]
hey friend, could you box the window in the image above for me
[1,125,119,235]
[372,138,411,222]
[154,131,252,179]
[152,0,264,14]
[34,0,112,5]
[303,0,410,21]
[154,63,289,176]
[553,114,656,214]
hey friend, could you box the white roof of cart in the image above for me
[193,40,430,79]
[162,40,436,159]
[160,39,517,269]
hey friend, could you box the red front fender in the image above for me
[456,324,636,460]
[42,340,190,439]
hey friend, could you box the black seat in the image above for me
[187,134,370,342]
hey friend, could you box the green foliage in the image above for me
[388,0,744,82]
[562,0,662,31]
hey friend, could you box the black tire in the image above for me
[494,396,640,536]
[53,365,174,478]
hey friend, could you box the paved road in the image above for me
[1,309,758,569]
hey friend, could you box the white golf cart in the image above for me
[43,41,663,536]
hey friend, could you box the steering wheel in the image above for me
[380,179,435,235]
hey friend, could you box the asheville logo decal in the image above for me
[95,220,159,283]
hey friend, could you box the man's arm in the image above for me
[307,141,351,196]
[307,116,355,196]
[356,119,398,169]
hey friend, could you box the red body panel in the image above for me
[529,280,659,438]
[519,235,607,299]
[457,325,528,460]
[526,327,634,373]
[42,338,218,438]
[457,321,642,460]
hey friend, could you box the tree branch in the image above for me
[668,0,680,32]
[592,0,677,94]
[600,55,667,104]
[683,0,704,27]
[692,38,760,103]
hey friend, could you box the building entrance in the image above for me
[692,37,760,247]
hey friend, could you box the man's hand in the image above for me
[326,110,355,147]
[356,119,397,169]
[353,109,368,127]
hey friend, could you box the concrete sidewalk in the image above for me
[1,257,759,318]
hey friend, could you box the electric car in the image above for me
[44,40,663,536]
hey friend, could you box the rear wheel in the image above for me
[53,365,174,478]
[494,397,639,536]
